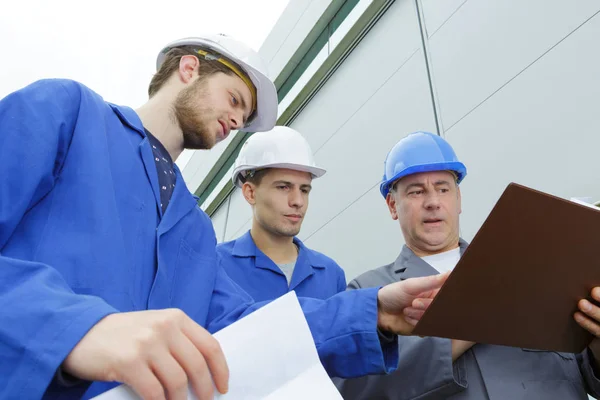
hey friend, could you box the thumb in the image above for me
[402,273,448,296]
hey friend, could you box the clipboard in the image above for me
[412,182,600,353]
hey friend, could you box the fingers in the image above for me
[402,273,448,296]
[125,365,165,400]
[151,354,188,400]
[412,298,434,309]
[169,331,213,400]
[578,298,600,323]
[403,307,426,321]
[182,317,229,395]
[575,311,600,337]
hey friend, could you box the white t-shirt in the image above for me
[420,247,461,274]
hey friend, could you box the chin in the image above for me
[421,237,448,248]
[279,228,300,237]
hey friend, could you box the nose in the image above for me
[229,109,244,130]
[289,188,305,209]
[423,191,441,210]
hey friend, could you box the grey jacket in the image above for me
[334,240,600,399]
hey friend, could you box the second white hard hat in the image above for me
[232,126,326,188]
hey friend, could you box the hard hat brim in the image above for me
[235,62,277,132]
[380,161,467,197]
[232,162,326,188]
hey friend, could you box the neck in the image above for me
[136,93,184,161]
[250,221,297,264]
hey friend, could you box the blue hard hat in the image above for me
[380,131,467,198]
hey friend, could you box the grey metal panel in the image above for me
[303,185,405,282]
[446,11,600,243]
[268,0,335,79]
[420,0,467,37]
[428,0,600,130]
[210,198,229,244]
[259,0,316,64]
[297,51,437,241]
[223,188,253,242]
[289,0,423,154]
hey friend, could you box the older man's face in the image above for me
[386,170,461,256]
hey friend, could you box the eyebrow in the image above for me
[273,180,312,190]
[433,180,452,186]
[404,183,425,192]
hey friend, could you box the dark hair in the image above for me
[148,46,242,97]
[242,169,271,186]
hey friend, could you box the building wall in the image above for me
[208,0,600,283]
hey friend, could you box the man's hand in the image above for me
[575,287,600,364]
[62,309,228,400]
[376,273,449,335]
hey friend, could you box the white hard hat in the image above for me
[156,34,278,132]
[232,126,326,187]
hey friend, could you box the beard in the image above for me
[261,218,302,238]
[173,79,217,150]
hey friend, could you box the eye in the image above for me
[230,94,239,106]
[276,185,289,191]
[301,188,310,194]
[440,188,449,193]
[409,190,423,196]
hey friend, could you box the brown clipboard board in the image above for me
[412,182,600,353]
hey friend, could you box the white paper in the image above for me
[92,292,342,400]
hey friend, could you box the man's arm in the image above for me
[206,264,448,379]
[0,80,119,398]
[335,276,470,400]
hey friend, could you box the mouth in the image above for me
[423,218,443,225]
[218,120,230,140]
[285,214,303,222]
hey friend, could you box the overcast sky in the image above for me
[0,0,289,107]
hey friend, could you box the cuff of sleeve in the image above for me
[581,346,600,397]
[54,366,84,387]
[452,355,468,388]
[15,299,118,398]
[377,327,396,345]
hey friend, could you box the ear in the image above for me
[242,182,257,205]
[457,185,462,215]
[386,192,399,221]
[178,55,200,84]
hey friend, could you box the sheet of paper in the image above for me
[93,292,342,400]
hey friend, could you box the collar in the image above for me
[108,103,147,138]
[393,238,469,279]
[232,230,326,269]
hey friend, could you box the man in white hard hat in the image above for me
[217,127,346,302]
[0,35,447,400]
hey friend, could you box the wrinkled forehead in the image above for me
[393,170,458,189]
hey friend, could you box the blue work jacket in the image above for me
[0,79,396,399]
[217,231,346,301]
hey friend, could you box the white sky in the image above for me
[0,0,289,107]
